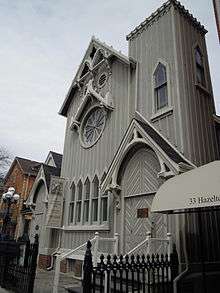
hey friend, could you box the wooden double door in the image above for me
[116,147,167,254]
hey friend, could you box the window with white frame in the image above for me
[195,46,205,87]
[68,173,109,226]
[92,175,99,222]
[100,172,108,222]
[83,178,90,223]
[69,183,75,223]
[154,63,168,111]
[76,180,82,223]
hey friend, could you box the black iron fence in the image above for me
[83,241,179,293]
[0,234,39,293]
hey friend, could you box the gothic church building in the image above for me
[36,0,219,274]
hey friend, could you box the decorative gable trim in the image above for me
[69,79,114,131]
[59,37,133,117]
[45,152,56,167]
[101,115,194,193]
[26,165,48,206]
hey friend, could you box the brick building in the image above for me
[1,157,41,238]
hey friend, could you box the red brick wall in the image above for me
[60,259,68,273]
[38,254,52,270]
[38,255,68,273]
[2,161,37,238]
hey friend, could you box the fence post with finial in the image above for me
[167,232,172,260]
[83,240,93,293]
[93,232,99,266]
[170,243,179,282]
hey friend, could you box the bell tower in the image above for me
[126,0,219,166]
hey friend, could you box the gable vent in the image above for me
[98,73,107,88]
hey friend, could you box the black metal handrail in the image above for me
[82,240,179,293]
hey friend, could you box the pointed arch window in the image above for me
[69,183,75,223]
[68,173,109,227]
[83,178,90,223]
[92,176,99,222]
[76,180,82,223]
[154,63,168,111]
[100,172,108,222]
[195,47,205,87]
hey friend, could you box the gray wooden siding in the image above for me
[128,6,219,166]
[60,60,129,248]
[173,8,219,165]
[128,8,182,151]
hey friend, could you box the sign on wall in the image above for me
[137,208,149,218]
[151,161,220,213]
[46,176,66,228]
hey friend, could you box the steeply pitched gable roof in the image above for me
[101,112,194,192]
[16,157,41,176]
[50,152,62,169]
[136,118,187,165]
[126,0,207,40]
[42,164,61,191]
[59,36,133,117]
[4,157,41,182]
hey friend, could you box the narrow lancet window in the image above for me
[69,183,75,223]
[100,172,108,222]
[92,176,99,222]
[76,180,82,223]
[154,63,168,111]
[83,178,90,223]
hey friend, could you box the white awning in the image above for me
[151,160,220,213]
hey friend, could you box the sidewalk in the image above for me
[0,268,81,293]
[33,269,81,293]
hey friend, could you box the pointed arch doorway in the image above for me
[115,145,167,254]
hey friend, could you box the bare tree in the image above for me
[0,147,12,179]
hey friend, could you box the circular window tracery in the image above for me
[80,107,106,148]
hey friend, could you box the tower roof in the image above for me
[126,0,207,41]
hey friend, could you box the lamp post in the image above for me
[2,187,20,239]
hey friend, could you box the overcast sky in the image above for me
[0,0,219,163]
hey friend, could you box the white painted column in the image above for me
[93,232,99,266]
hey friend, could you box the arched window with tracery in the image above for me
[69,183,75,224]
[76,180,82,223]
[83,178,90,223]
[100,172,108,222]
[92,176,99,222]
[154,63,168,111]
